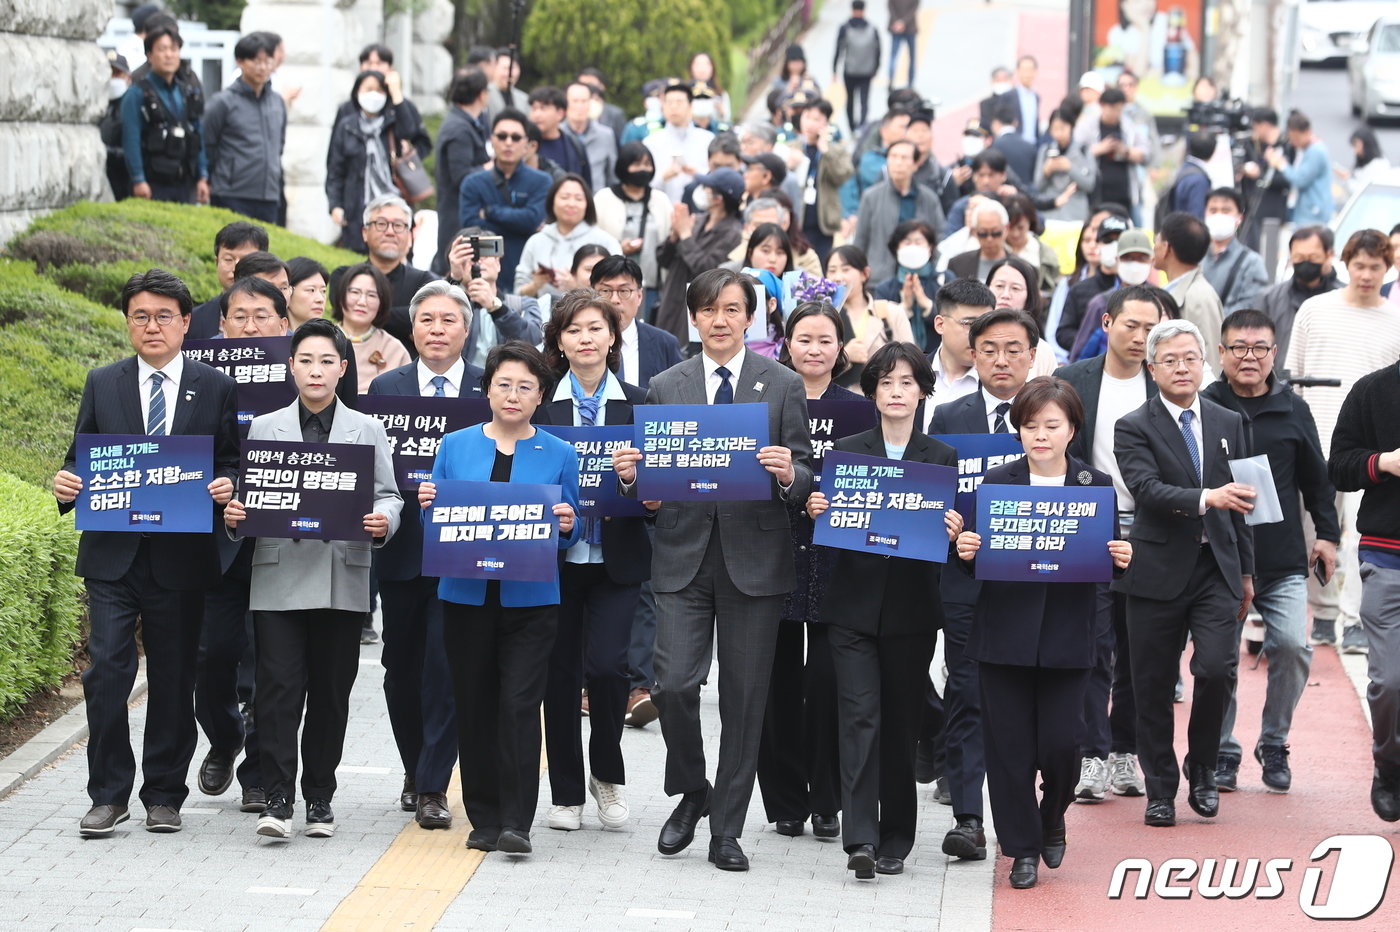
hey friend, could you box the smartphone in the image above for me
[1313,557,1329,586]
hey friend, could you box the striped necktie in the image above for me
[147,372,167,436]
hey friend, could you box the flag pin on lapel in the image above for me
[753,381,764,392]
[184,390,196,402]
[1077,470,1093,485]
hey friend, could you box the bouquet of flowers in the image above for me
[783,270,847,319]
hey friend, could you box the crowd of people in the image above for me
[66,0,1400,895]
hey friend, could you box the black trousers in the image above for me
[1109,588,1137,754]
[148,180,195,203]
[209,194,279,223]
[830,625,936,858]
[443,598,558,833]
[194,573,262,789]
[917,674,948,760]
[380,576,458,793]
[254,609,362,802]
[757,620,841,822]
[843,73,873,129]
[980,662,1089,858]
[1126,546,1240,799]
[544,563,639,805]
[941,601,985,820]
[83,540,204,808]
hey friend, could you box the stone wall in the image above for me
[0,1,110,245]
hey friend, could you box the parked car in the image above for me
[1299,0,1392,65]
[1330,166,1400,283]
[1349,15,1400,123]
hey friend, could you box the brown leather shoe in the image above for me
[415,791,453,829]
[625,688,658,727]
[79,804,129,837]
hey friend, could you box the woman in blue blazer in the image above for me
[419,341,581,855]
[955,376,1131,890]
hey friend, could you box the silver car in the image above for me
[1301,0,1393,64]
[1349,16,1400,123]
[1330,166,1400,284]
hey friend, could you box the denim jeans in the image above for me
[888,33,916,87]
[1219,574,1311,758]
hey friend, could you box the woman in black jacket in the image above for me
[807,341,962,880]
[326,71,400,254]
[955,376,1132,890]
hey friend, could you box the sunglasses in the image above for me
[975,230,1005,239]
[494,131,525,143]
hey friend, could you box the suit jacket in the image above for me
[1111,394,1254,601]
[633,351,813,597]
[964,455,1118,668]
[533,381,652,585]
[1165,267,1224,371]
[947,249,998,283]
[819,429,956,636]
[239,401,403,612]
[432,423,582,607]
[634,320,683,388]
[1053,354,1158,463]
[367,361,485,582]
[990,131,1038,190]
[60,356,240,590]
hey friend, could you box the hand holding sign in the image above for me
[611,445,642,484]
[758,444,794,486]
[554,502,576,536]
[53,469,83,503]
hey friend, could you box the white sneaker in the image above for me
[547,804,582,831]
[589,775,629,828]
[1074,756,1108,802]
[1108,752,1146,797]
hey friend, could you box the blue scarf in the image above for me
[570,372,607,545]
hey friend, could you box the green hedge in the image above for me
[0,471,83,718]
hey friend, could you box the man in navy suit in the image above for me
[368,280,485,829]
[988,102,1036,192]
[929,307,1038,862]
[53,268,240,837]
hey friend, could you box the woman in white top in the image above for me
[516,174,621,300]
[826,245,914,388]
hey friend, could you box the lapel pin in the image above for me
[754,381,764,392]
[1078,470,1093,485]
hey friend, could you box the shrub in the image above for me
[0,471,83,719]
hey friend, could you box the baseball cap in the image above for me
[107,50,131,74]
[1078,71,1106,93]
[742,152,787,186]
[694,167,745,205]
[1097,214,1130,243]
[1117,229,1153,257]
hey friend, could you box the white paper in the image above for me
[1229,454,1283,526]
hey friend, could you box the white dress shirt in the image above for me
[981,387,1016,433]
[137,353,184,435]
[700,347,747,404]
[619,319,641,386]
[1156,393,1210,516]
[417,358,466,398]
[922,350,980,433]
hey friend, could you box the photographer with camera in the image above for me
[1237,108,1293,251]
[443,227,544,368]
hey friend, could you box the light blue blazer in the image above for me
[431,423,582,607]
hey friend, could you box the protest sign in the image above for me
[933,432,1025,515]
[812,450,958,563]
[183,337,295,433]
[421,480,562,581]
[357,396,491,488]
[974,484,1116,583]
[537,425,646,517]
[237,440,374,541]
[634,403,771,501]
[806,399,878,474]
[75,434,214,533]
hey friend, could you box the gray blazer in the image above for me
[239,401,403,613]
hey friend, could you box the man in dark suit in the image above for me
[191,250,288,341]
[53,268,240,836]
[331,194,440,355]
[988,103,1037,193]
[929,307,1038,861]
[368,280,486,830]
[946,198,1010,284]
[187,221,269,338]
[1006,55,1042,146]
[978,66,1013,133]
[1054,284,1165,801]
[1113,318,1256,828]
[614,268,813,871]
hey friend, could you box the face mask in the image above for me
[991,81,1013,96]
[1205,214,1239,242]
[961,135,985,158]
[1097,241,1119,268]
[1116,260,1152,285]
[644,97,661,120]
[1293,260,1323,283]
[620,166,655,188]
[358,91,387,114]
[897,245,932,270]
[692,186,712,212]
[587,99,604,121]
[108,78,128,100]
[692,99,715,120]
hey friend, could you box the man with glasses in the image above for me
[948,199,1010,283]
[1201,309,1337,795]
[1113,318,1255,828]
[354,194,439,325]
[458,108,552,287]
[203,32,285,223]
[188,222,269,339]
[53,269,241,837]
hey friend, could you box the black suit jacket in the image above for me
[1111,394,1255,600]
[1053,354,1158,464]
[60,356,240,590]
[634,320,684,389]
[989,132,1038,191]
[946,249,990,283]
[532,381,652,585]
[964,455,1118,669]
[819,428,956,637]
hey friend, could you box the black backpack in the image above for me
[1154,161,1207,230]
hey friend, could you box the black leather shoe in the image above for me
[812,813,840,838]
[708,835,749,871]
[941,816,987,860]
[1214,754,1240,793]
[775,819,805,837]
[240,786,268,813]
[875,856,904,875]
[496,828,531,854]
[846,843,876,879]
[198,747,238,796]
[399,775,417,812]
[1371,768,1400,822]
[914,738,940,784]
[415,792,452,829]
[79,804,129,837]
[466,827,500,851]
[657,782,711,855]
[1010,856,1039,889]
[1184,760,1219,817]
[1042,820,1066,869]
[1144,797,1176,827]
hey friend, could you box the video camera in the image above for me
[1185,98,1252,136]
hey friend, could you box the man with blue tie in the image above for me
[1113,318,1255,828]
[929,307,1039,861]
[368,281,485,828]
[53,269,241,836]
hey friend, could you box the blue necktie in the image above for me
[430,375,448,397]
[147,371,166,436]
[992,401,1011,434]
[714,366,734,405]
[1179,409,1202,484]
[570,373,606,545]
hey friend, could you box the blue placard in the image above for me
[806,398,878,474]
[183,337,296,435]
[537,425,647,518]
[974,484,1116,583]
[421,480,562,581]
[357,395,491,489]
[237,440,375,541]
[811,450,958,563]
[933,433,1025,516]
[634,403,772,501]
[75,434,215,533]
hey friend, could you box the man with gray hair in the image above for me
[737,122,804,209]
[332,193,440,351]
[947,197,1010,283]
[1113,316,1256,828]
[852,138,944,281]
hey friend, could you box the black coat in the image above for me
[1052,354,1158,464]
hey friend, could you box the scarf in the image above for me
[356,113,394,208]
[569,371,607,545]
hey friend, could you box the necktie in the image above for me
[992,401,1011,434]
[1179,409,1202,484]
[714,366,734,405]
[430,375,448,397]
[147,371,166,436]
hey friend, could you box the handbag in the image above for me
[389,131,434,204]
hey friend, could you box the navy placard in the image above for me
[932,432,1025,516]
[634,403,772,501]
[421,480,562,581]
[811,450,958,563]
[974,484,1116,583]
[183,337,296,435]
[357,395,491,489]
[237,440,375,541]
[806,399,878,474]
[75,433,214,533]
[537,425,647,517]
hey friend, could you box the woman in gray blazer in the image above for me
[224,319,403,842]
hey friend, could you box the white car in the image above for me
[1349,16,1400,123]
[1330,166,1400,284]
[1299,0,1392,64]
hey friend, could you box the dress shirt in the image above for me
[553,370,628,565]
[981,387,1017,433]
[298,398,337,443]
[700,347,747,405]
[619,319,640,385]
[1156,393,1209,516]
[921,350,979,433]
[137,353,184,436]
[417,358,466,398]
[1016,85,1038,144]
